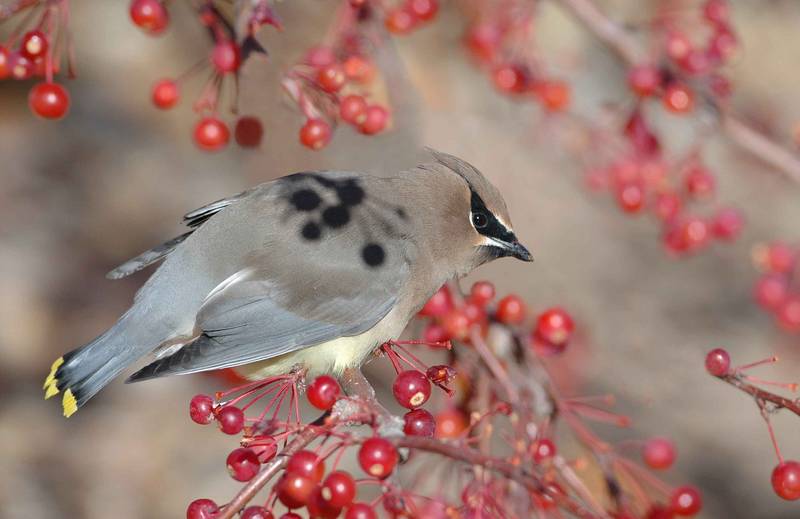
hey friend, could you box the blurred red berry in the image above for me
[235,116,264,148]
[536,79,571,111]
[772,461,800,500]
[703,0,729,26]
[496,294,526,324]
[642,437,676,470]
[754,274,789,311]
[321,471,357,508]
[286,450,325,482]
[317,64,346,93]
[534,307,575,349]
[345,503,377,519]
[465,23,502,63]
[711,208,744,240]
[665,31,692,62]
[358,105,389,135]
[403,408,436,437]
[764,242,795,273]
[216,405,245,435]
[423,322,449,343]
[777,295,800,332]
[393,370,431,409]
[532,438,557,462]
[226,447,261,482]
[0,46,9,79]
[704,348,730,376]
[307,375,341,410]
[305,46,336,68]
[663,83,694,113]
[670,485,702,516]
[339,95,368,125]
[442,309,470,340]
[492,64,528,94]
[151,79,179,109]
[194,117,230,152]
[187,498,219,519]
[299,119,331,150]
[384,7,417,34]
[653,192,682,221]
[684,166,715,198]
[616,183,645,213]
[435,408,468,438]
[28,82,70,120]
[129,0,169,35]
[211,40,241,74]
[189,394,214,424]
[628,64,662,96]
[469,281,496,306]
[409,0,438,22]
[9,52,34,80]
[20,30,48,59]
[358,437,398,479]
[645,504,675,519]
[419,285,452,317]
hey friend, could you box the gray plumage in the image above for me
[44,150,532,416]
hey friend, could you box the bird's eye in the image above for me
[472,211,488,229]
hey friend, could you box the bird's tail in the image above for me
[43,310,157,417]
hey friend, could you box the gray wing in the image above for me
[105,190,249,280]
[127,171,413,380]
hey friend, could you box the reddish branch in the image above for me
[554,0,800,184]
[716,372,800,416]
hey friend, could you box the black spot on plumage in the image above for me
[301,221,322,240]
[290,189,322,211]
[361,243,385,267]
[395,207,408,220]
[336,181,365,207]
[322,205,350,228]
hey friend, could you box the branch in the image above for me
[717,373,800,416]
[554,0,800,184]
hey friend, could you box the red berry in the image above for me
[624,110,660,157]
[9,51,33,80]
[235,116,264,148]
[642,437,676,470]
[186,498,219,519]
[435,408,468,439]
[653,192,682,221]
[684,166,715,198]
[465,23,502,63]
[211,40,241,74]
[496,294,526,324]
[469,281,496,306]
[703,0,729,26]
[442,309,470,341]
[665,31,692,62]
[20,30,48,59]
[241,506,274,519]
[286,450,325,482]
[670,485,702,516]
[358,105,389,135]
[426,365,456,386]
[645,504,675,519]
[708,28,737,63]
[663,83,694,113]
[393,370,432,409]
[534,307,575,349]
[754,274,789,311]
[422,322,448,343]
[764,242,795,273]
[307,375,342,410]
[129,0,169,35]
[321,470,356,508]
[711,207,744,240]
[305,46,336,68]
[307,486,342,519]
[345,503,377,519]
[704,348,730,376]
[616,183,645,213]
[317,64,346,93]
[408,0,438,22]
[28,82,70,120]
[343,55,375,84]
[339,95,368,125]
[419,285,452,317]
[532,438,557,462]
[492,64,527,94]
[226,447,261,482]
[358,437,398,479]
[628,64,662,96]
[403,408,436,437]
[680,217,710,251]
[280,515,303,519]
[384,7,417,34]
[778,295,800,332]
[299,119,331,150]
[249,434,278,463]
[0,46,9,79]
[678,49,710,75]
[194,117,230,152]
[151,78,179,109]
[189,394,214,424]
[277,474,315,509]
[772,461,800,500]
[216,405,245,435]
[535,80,571,111]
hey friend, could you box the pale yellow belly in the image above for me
[235,306,409,381]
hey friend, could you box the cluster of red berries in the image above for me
[418,282,576,356]
[382,0,439,35]
[585,144,743,256]
[290,46,389,151]
[0,15,71,120]
[752,242,800,332]
[463,18,570,112]
[628,0,737,115]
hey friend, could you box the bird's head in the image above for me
[427,149,533,269]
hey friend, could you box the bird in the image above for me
[43,149,532,417]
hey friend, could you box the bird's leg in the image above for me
[339,366,404,438]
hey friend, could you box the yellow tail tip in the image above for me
[43,356,64,390]
[44,384,59,400]
[62,389,78,418]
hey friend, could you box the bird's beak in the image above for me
[505,239,533,262]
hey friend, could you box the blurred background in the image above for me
[2,0,800,517]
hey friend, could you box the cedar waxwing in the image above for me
[43,150,532,417]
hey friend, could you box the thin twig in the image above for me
[718,373,800,416]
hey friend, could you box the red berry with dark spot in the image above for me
[470,281,496,306]
[241,506,274,519]
[152,78,179,109]
[317,64,346,93]
[358,437,398,479]
[307,485,343,518]
[211,40,241,74]
[277,474,315,509]
[194,117,230,152]
[358,105,389,135]
[403,408,436,437]
[216,405,245,435]
[532,438,557,462]
[496,294,526,324]
[642,437,676,470]
[345,503,377,519]
[670,485,702,516]
[393,370,431,409]
[339,95,368,125]
[704,348,730,376]
[321,470,357,508]
[772,461,800,500]
[186,498,219,519]
[226,447,261,482]
[28,82,70,120]
[307,375,342,410]
[20,30,48,59]
[286,450,325,482]
[299,119,331,150]
[628,64,662,96]
[189,394,214,424]
[235,116,264,148]
[129,0,169,35]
